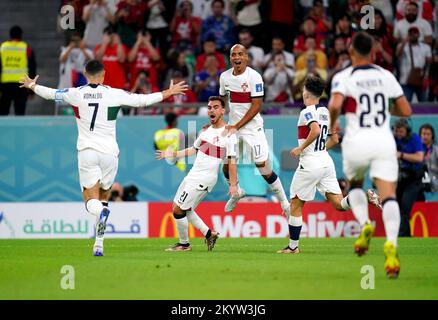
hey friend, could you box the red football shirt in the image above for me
[94,44,128,89]
[129,47,159,88]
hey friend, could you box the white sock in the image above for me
[348,188,369,226]
[187,210,209,235]
[175,216,189,244]
[340,196,350,211]
[382,199,400,247]
[86,199,103,216]
[94,237,103,246]
[268,176,288,206]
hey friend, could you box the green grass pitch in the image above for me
[1,238,437,300]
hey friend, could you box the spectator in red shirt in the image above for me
[164,71,198,115]
[94,26,128,89]
[328,36,348,69]
[128,29,161,89]
[170,0,202,52]
[334,13,354,46]
[308,0,332,38]
[293,17,326,57]
[195,38,226,72]
[115,0,147,48]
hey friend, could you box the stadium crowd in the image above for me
[53,0,437,116]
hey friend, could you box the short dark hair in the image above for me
[239,28,252,36]
[419,123,435,142]
[304,75,325,97]
[208,96,225,107]
[272,36,284,43]
[104,25,116,35]
[165,112,178,126]
[85,59,105,76]
[407,1,418,9]
[10,25,23,39]
[352,32,373,57]
[212,0,225,7]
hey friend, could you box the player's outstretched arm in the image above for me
[161,80,189,100]
[155,147,196,160]
[120,80,189,108]
[20,75,57,100]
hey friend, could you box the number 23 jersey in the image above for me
[331,64,404,145]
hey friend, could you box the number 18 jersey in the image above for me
[297,104,333,169]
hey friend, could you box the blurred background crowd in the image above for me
[51,0,437,115]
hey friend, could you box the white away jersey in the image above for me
[331,64,404,144]
[297,104,334,169]
[185,126,238,191]
[219,67,264,133]
[35,84,163,156]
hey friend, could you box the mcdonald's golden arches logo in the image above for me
[159,211,195,238]
[410,211,429,237]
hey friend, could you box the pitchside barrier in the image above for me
[1,115,438,203]
[0,202,436,239]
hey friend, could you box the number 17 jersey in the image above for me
[297,104,333,169]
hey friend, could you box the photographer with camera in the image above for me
[419,124,438,196]
[394,118,425,237]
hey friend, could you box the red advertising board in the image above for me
[148,202,438,238]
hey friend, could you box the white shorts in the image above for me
[238,128,269,163]
[77,149,118,190]
[173,178,209,211]
[342,139,398,182]
[290,165,342,201]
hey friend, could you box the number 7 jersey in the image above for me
[297,104,333,169]
[34,83,163,156]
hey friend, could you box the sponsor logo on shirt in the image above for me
[320,114,328,121]
[55,88,69,101]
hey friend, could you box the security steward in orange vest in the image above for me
[0,26,37,115]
